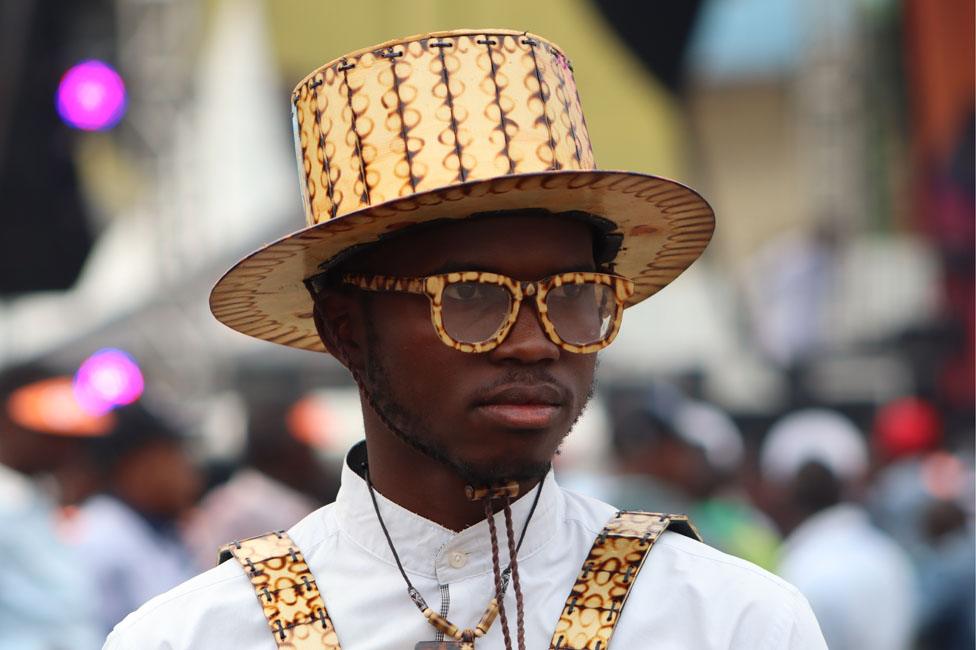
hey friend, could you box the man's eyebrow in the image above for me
[428,261,597,275]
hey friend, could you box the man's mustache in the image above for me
[471,369,572,405]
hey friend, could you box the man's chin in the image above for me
[446,426,567,485]
[449,453,552,487]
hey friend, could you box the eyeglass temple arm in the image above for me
[615,278,636,300]
[342,274,427,295]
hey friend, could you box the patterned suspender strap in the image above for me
[549,511,702,650]
[218,531,342,649]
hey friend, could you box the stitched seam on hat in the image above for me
[386,49,418,194]
[525,40,558,171]
[481,36,515,175]
[311,81,338,219]
[434,38,467,183]
[568,72,594,166]
[549,51,582,165]
[340,62,372,205]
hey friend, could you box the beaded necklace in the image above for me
[365,467,543,650]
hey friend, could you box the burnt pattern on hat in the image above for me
[291,31,593,226]
[381,47,419,194]
[451,35,502,181]
[340,61,371,206]
[310,76,338,219]
[525,37,559,171]
[479,35,516,174]
[548,49,583,168]
[431,38,467,184]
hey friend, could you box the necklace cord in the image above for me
[365,467,426,610]
[485,497,514,650]
[502,496,526,649]
[515,473,545,550]
[365,463,544,649]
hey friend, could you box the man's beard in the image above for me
[359,320,595,486]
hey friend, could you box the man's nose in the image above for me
[487,299,560,364]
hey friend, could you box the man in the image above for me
[105,29,825,649]
[761,409,916,650]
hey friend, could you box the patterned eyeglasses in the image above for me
[340,271,635,354]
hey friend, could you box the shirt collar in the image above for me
[333,441,563,581]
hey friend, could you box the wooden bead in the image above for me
[465,482,520,501]
[475,598,499,636]
[423,609,459,638]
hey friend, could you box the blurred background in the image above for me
[0,0,972,648]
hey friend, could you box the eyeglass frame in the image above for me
[322,270,635,354]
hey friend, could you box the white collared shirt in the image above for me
[104,445,826,649]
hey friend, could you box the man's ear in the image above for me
[309,288,365,373]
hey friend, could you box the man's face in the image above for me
[113,439,203,518]
[334,214,600,484]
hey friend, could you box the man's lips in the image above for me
[476,404,561,429]
[474,384,566,429]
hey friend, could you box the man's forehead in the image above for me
[347,212,597,277]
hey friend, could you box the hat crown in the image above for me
[291,29,595,226]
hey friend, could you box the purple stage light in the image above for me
[56,60,127,131]
[73,348,144,415]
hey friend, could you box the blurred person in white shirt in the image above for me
[761,408,917,650]
[71,403,203,634]
[0,364,105,650]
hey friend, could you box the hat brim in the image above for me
[210,170,714,353]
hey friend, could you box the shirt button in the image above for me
[449,551,468,569]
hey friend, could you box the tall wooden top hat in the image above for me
[210,29,715,353]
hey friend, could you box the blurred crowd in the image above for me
[0,1,972,649]
[571,387,973,650]
[0,364,341,649]
[0,345,972,650]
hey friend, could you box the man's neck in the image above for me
[357,435,543,532]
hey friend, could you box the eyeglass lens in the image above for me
[439,280,616,346]
[545,283,616,345]
[441,282,512,343]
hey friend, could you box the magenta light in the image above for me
[56,60,127,131]
[73,348,144,415]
